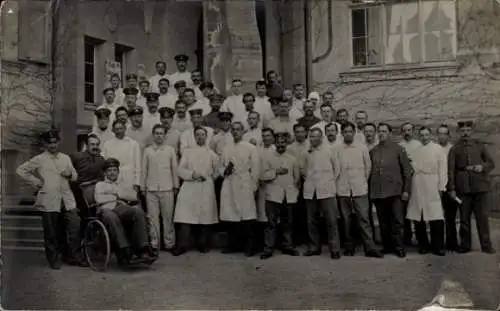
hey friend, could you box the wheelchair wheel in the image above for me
[83,219,111,271]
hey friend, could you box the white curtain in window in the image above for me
[385,2,419,64]
[367,6,383,65]
[421,0,456,62]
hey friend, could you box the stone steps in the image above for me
[1,214,44,251]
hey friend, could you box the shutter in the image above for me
[18,0,52,64]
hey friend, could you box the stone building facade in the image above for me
[2,0,500,203]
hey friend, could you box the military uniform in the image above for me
[125,106,150,153]
[91,108,114,149]
[142,92,162,134]
[447,121,495,253]
[16,131,85,269]
[169,54,192,90]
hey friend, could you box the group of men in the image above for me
[16,54,497,269]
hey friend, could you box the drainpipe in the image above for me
[304,0,312,93]
[50,0,60,129]
[312,0,333,64]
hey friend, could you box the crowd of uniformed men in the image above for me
[17,54,496,270]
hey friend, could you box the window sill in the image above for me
[339,62,460,84]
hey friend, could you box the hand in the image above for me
[473,164,483,173]
[133,185,141,193]
[401,192,409,201]
[173,187,179,195]
[449,190,457,200]
[61,169,72,179]
[249,139,257,146]
[196,176,206,182]
[276,167,289,175]
[192,172,203,180]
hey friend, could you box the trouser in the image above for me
[71,183,96,232]
[99,203,149,251]
[368,198,378,244]
[146,190,175,249]
[414,219,445,252]
[338,195,377,252]
[177,223,211,250]
[459,192,493,250]
[403,201,413,244]
[264,200,294,253]
[41,208,82,266]
[442,192,459,249]
[292,183,308,246]
[372,196,405,251]
[224,220,256,252]
[306,196,340,252]
[214,177,224,233]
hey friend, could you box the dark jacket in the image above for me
[70,151,106,185]
[447,139,495,194]
[369,141,414,200]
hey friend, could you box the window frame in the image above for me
[114,43,134,84]
[84,38,97,105]
[348,0,458,71]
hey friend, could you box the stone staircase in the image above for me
[1,196,44,252]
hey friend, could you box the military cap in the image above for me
[457,120,474,128]
[174,54,189,62]
[94,107,112,119]
[125,73,138,80]
[128,106,144,116]
[40,130,60,142]
[144,92,160,102]
[102,87,115,95]
[158,107,175,118]
[174,80,187,88]
[103,157,120,170]
[123,87,139,96]
[218,111,233,121]
[188,108,203,116]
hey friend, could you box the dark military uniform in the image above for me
[448,130,495,253]
[369,141,413,257]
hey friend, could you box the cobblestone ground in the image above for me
[2,219,499,310]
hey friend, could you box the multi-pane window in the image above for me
[84,37,96,104]
[114,44,133,84]
[350,0,457,68]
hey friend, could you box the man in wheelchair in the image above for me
[94,157,158,265]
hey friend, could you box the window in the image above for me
[114,44,133,81]
[84,37,97,104]
[18,0,51,64]
[350,0,457,68]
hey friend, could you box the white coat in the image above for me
[175,146,219,224]
[256,145,276,222]
[219,140,260,222]
[406,142,447,221]
[179,126,214,155]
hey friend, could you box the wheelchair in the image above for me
[76,183,155,271]
[76,184,112,272]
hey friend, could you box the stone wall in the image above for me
[306,0,500,212]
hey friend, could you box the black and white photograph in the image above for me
[0,0,499,309]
